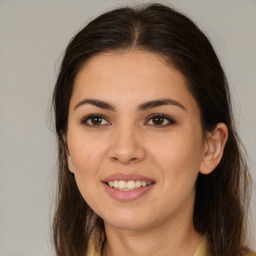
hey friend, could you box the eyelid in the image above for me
[80,113,175,127]
[80,114,111,126]
[145,113,176,126]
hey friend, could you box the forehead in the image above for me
[70,50,199,114]
[75,50,182,88]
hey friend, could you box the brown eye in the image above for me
[81,114,110,126]
[90,116,102,125]
[146,114,175,126]
[152,116,165,125]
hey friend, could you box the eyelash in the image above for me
[145,114,176,127]
[80,114,176,127]
[80,114,110,127]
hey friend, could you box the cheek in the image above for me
[67,128,107,172]
[150,140,200,218]
[153,130,202,169]
[67,134,108,211]
[150,127,203,192]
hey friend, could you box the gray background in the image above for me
[0,0,255,255]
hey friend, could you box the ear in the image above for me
[199,123,228,175]
[62,133,75,173]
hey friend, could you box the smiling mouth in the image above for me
[106,180,153,191]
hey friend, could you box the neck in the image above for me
[102,217,202,256]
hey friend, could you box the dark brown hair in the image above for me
[52,3,252,256]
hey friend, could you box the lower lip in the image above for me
[102,183,155,202]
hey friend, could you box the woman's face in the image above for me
[66,51,207,231]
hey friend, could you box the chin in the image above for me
[106,220,151,231]
[102,211,155,231]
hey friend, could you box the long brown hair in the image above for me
[52,3,252,256]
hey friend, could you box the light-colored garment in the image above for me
[86,226,208,256]
[193,238,207,256]
[86,226,256,256]
[86,226,105,256]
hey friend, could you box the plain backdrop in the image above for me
[0,0,255,255]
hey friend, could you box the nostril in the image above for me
[108,140,146,164]
[110,156,139,164]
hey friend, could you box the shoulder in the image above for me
[194,237,256,256]
[247,251,256,256]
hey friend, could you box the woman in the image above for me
[52,3,254,256]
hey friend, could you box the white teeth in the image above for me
[119,180,126,189]
[127,180,135,189]
[114,180,119,188]
[135,180,141,188]
[107,180,152,191]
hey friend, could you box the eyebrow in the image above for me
[74,98,186,111]
[74,99,116,111]
[138,98,186,111]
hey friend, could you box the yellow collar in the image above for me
[86,226,105,256]
[193,237,207,256]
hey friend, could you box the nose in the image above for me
[108,126,146,165]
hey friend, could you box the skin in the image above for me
[65,50,228,256]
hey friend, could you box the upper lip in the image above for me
[102,173,155,183]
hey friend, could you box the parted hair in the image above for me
[52,3,251,256]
